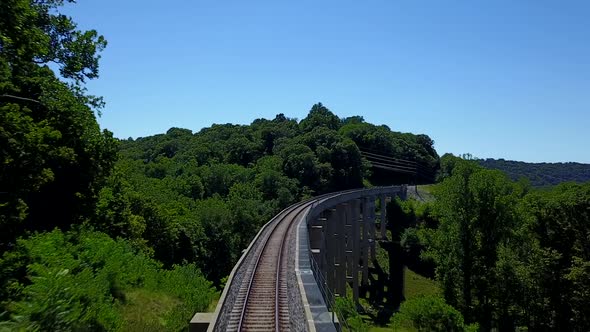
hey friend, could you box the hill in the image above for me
[478,158,590,186]
[112,104,440,283]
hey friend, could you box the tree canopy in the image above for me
[412,158,590,331]
[0,0,117,248]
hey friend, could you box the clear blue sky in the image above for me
[63,1,589,163]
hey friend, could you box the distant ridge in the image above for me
[478,159,590,187]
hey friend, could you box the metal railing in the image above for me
[309,251,352,332]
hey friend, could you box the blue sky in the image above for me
[63,1,589,163]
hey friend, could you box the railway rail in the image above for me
[226,200,311,331]
[217,191,353,332]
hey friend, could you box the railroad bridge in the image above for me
[191,186,407,332]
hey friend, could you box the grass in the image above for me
[416,184,435,194]
[119,289,182,331]
[207,297,219,312]
[404,268,439,300]
[119,288,218,332]
[414,184,436,202]
[365,268,439,332]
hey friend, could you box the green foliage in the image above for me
[391,295,472,332]
[105,103,439,284]
[0,230,145,330]
[427,160,522,328]
[334,296,370,332]
[479,158,590,187]
[507,182,590,330]
[158,264,216,330]
[437,153,461,182]
[0,0,106,84]
[0,0,117,248]
[299,102,341,132]
[339,122,439,171]
[0,230,216,331]
[425,155,590,331]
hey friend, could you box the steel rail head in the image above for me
[275,222,287,332]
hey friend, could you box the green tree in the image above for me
[275,142,321,191]
[427,159,521,330]
[299,102,341,132]
[0,0,117,247]
[514,183,590,330]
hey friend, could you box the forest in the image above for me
[1,1,589,331]
[477,158,590,187]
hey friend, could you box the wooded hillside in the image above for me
[478,158,590,186]
[109,106,439,284]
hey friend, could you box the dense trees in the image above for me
[0,0,117,248]
[339,120,439,170]
[408,158,590,331]
[101,103,438,285]
[511,183,590,330]
[478,158,590,186]
[426,161,522,330]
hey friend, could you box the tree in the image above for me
[1,0,106,84]
[0,0,117,247]
[275,142,320,191]
[515,183,590,330]
[427,159,521,330]
[299,103,341,132]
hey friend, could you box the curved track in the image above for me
[206,187,407,332]
[225,200,312,331]
[217,189,361,332]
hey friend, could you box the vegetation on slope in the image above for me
[478,158,590,186]
[440,153,590,187]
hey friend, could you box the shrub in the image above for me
[392,295,472,332]
[0,230,217,331]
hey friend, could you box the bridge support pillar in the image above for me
[325,209,337,296]
[379,195,387,239]
[350,199,361,303]
[361,196,376,286]
[344,204,354,293]
[335,204,347,297]
[309,215,326,269]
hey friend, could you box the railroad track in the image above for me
[225,200,312,331]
